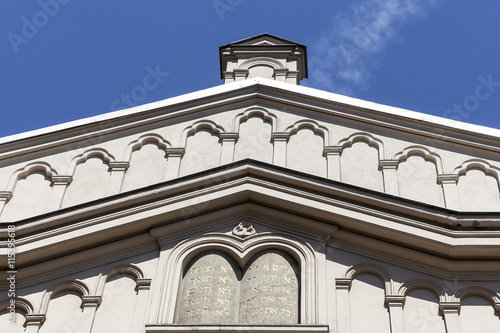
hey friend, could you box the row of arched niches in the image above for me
[2,255,500,332]
[2,108,500,221]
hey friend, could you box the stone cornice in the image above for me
[1,160,500,275]
[3,79,500,162]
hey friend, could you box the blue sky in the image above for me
[1,0,500,138]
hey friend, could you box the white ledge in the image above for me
[145,325,329,333]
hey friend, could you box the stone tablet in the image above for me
[175,250,300,325]
[240,250,300,324]
[175,251,240,324]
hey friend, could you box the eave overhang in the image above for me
[1,160,500,276]
[2,78,500,160]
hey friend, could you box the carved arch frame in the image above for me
[453,159,500,187]
[343,262,394,295]
[338,132,386,161]
[7,161,59,193]
[159,232,317,325]
[38,279,90,314]
[233,107,278,133]
[179,120,226,148]
[455,285,500,310]
[67,148,116,176]
[285,120,331,146]
[94,263,147,297]
[123,133,172,162]
[394,145,445,175]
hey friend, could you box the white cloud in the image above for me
[309,0,442,95]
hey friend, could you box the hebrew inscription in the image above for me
[240,250,299,324]
[175,252,240,324]
[175,250,300,325]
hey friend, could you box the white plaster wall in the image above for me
[3,101,500,221]
[38,292,83,333]
[234,117,273,164]
[349,273,391,333]
[457,169,500,211]
[459,296,500,332]
[403,289,445,333]
[0,172,52,221]
[91,275,138,332]
[121,143,167,191]
[62,157,111,207]
[397,155,444,206]
[286,128,326,177]
[340,142,384,192]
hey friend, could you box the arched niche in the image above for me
[157,233,315,325]
[174,249,300,325]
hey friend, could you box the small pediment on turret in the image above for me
[219,33,307,85]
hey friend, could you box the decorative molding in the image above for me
[25,314,45,326]
[335,278,352,290]
[109,161,130,172]
[95,263,146,297]
[7,162,59,192]
[179,120,226,147]
[232,222,256,237]
[123,133,171,161]
[233,107,278,133]
[39,280,90,314]
[67,148,115,176]
[51,175,73,186]
[285,120,330,146]
[156,232,317,325]
[437,174,459,184]
[145,325,329,333]
[137,278,152,290]
[385,295,405,307]
[338,132,385,161]
[81,295,102,308]
[271,132,290,142]
[239,57,285,70]
[394,145,444,175]
[166,148,185,158]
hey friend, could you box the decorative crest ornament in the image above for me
[232,222,256,238]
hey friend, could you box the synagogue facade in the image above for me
[1,34,500,333]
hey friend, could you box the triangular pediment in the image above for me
[221,33,304,48]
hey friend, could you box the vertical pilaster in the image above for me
[439,302,462,333]
[386,295,406,333]
[324,146,342,181]
[380,160,400,195]
[49,176,72,210]
[271,132,290,167]
[80,296,101,333]
[24,314,45,333]
[0,191,12,217]
[438,174,461,210]
[165,148,185,180]
[335,278,352,333]
[130,279,152,333]
[107,162,129,195]
[220,133,239,165]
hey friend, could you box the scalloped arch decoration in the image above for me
[453,159,500,181]
[285,120,331,146]
[7,162,59,192]
[338,132,385,160]
[394,146,444,174]
[123,133,171,161]
[233,107,278,133]
[67,148,115,176]
[178,120,226,147]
